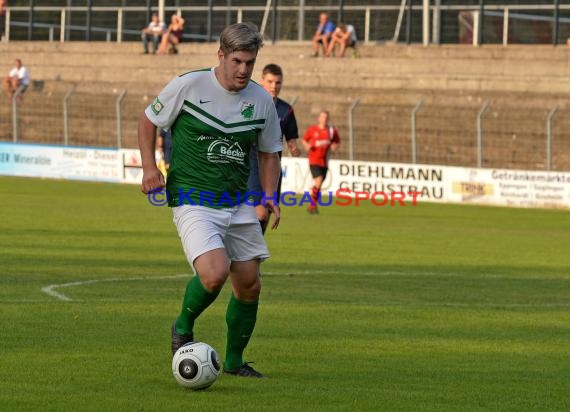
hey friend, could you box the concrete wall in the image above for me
[1,41,569,171]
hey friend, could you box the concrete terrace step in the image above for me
[20,63,570,95]
[3,42,569,96]
[3,41,569,170]
[2,41,570,60]
[3,42,569,71]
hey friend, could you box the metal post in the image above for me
[86,0,93,41]
[158,0,165,23]
[49,26,54,42]
[478,0,485,45]
[5,8,10,41]
[553,0,560,46]
[116,90,128,149]
[502,7,509,46]
[28,0,35,41]
[63,88,74,146]
[207,0,213,41]
[117,8,123,43]
[66,0,72,41]
[546,106,558,171]
[298,0,304,41]
[237,8,243,24]
[12,90,23,143]
[60,8,66,42]
[226,0,232,26]
[473,11,480,46]
[432,0,441,45]
[145,0,151,26]
[422,0,430,46]
[364,8,370,44]
[405,0,412,44]
[348,99,361,161]
[411,101,423,164]
[272,0,278,43]
[338,0,344,23]
[476,101,490,168]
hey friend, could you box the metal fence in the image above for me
[3,1,570,45]
[2,86,569,172]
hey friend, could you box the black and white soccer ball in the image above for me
[172,342,221,390]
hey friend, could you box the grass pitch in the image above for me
[1,175,569,411]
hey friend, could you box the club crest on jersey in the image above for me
[151,97,164,115]
[240,102,254,119]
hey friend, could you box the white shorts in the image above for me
[172,204,270,272]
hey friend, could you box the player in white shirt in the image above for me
[139,22,281,378]
[2,59,30,102]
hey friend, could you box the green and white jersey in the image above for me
[145,68,282,208]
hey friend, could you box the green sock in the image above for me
[175,275,220,335]
[224,294,258,371]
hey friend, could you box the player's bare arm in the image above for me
[287,138,301,156]
[258,151,281,229]
[138,113,165,194]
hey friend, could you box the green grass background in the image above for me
[1,176,569,411]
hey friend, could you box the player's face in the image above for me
[217,49,257,92]
[318,111,329,128]
[261,73,282,99]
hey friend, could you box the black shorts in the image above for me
[310,165,328,179]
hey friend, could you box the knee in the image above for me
[236,277,261,300]
[194,253,229,292]
[200,273,227,292]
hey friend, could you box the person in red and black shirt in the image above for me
[302,110,340,214]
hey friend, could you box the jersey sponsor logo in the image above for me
[151,97,164,115]
[199,99,212,104]
[315,140,331,148]
[240,102,255,119]
[206,139,246,164]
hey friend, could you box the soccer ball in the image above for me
[172,342,221,390]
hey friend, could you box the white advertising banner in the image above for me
[121,148,144,184]
[281,157,448,204]
[1,143,568,209]
[281,157,570,209]
[446,167,570,209]
[0,142,122,183]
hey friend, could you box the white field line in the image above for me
[39,270,395,302]
[38,271,570,308]
[41,274,190,301]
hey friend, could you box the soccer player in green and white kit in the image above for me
[138,22,282,378]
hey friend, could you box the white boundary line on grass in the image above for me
[39,270,383,302]
[41,274,190,301]
[39,270,407,302]
[39,271,570,308]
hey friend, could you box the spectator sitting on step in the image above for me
[311,12,335,57]
[141,13,167,54]
[157,13,185,55]
[326,23,357,58]
[2,58,30,104]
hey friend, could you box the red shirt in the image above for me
[303,125,340,167]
